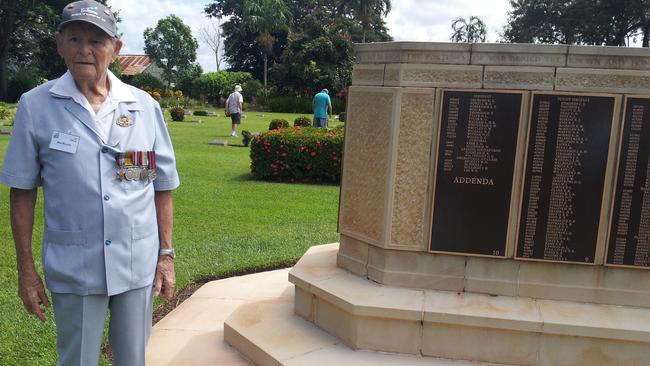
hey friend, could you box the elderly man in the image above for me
[0,1,179,365]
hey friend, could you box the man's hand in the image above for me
[18,268,50,322]
[154,256,175,301]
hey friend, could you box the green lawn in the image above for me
[0,110,342,365]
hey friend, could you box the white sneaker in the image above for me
[231,131,237,137]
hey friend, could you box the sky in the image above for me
[110,0,513,73]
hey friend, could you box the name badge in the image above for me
[49,131,80,154]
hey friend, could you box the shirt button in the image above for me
[101,147,108,153]
[103,194,110,201]
[105,240,112,246]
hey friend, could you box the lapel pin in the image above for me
[116,114,134,127]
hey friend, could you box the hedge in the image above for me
[269,119,289,130]
[250,126,344,182]
[268,96,347,114]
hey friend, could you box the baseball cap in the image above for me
[322,89,329,94]
[58,0,118,38]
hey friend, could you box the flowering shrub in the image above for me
[250,126,344,182]
[269,119,289,130]
[293,116,311,127]
[0,104,16,126]
[169,107,185,121]
[242,130,259,147]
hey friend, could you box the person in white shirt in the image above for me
[0,1,180,365]
[225,84,244,137]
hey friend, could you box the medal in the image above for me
[115,150,157,182]
[116,114,134,127]
[125,168,136,181]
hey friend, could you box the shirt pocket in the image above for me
[119,178,153,191]
[131,223,159,283]
[42,228,86,288]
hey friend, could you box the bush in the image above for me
[130,72,165,91]
[331,97,346,113]
[269,119,289,130]
[0,104,16,126]
[242,130,253,147]
[250,126,344,182]
[169,107,185,121]
[193,110,209,116]
[8,69,45,102]
[268,96,312,113]
[192,71,255,105]
[294,116,312,127]
[242,79,264,100]
[338,112,346,123]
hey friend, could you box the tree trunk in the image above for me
[0,47,9,102]
[0,0,17,101]
[263,52,268,90]
[643,22,650,47]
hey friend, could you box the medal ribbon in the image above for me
[115,151,156,181]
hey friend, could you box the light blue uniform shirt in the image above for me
[0,71,180,296]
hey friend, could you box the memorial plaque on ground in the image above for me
[430,90,524,256]
[517,93,616,264]
[607,97,650,268]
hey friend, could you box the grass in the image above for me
[0,108,342,365]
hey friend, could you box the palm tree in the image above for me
[337,0,391,43]
[241,0,293,91]
[450,16,487,43]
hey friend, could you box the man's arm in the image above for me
[328,103,333,117]
[153,190,175,301]
[11,187,50,321]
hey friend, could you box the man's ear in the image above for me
[112,39,124,61]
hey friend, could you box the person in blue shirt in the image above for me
[312,88,332,127]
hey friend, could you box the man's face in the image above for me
[55,22,123,83]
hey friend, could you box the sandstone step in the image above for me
[224,294,509,366]
[287,244,650,366]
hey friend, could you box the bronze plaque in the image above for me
[517,93,615,264]
[607,97,650,268]
[430,90,523,256]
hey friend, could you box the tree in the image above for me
[450,16,487,43]
[270,8,355,95]
[204,0,391,95]
[1,1,61,101]
[1,0,114,101]
[336,0,391,42]
[503,0,650,46]
[198,17,224,71]
[144,15,199,88]
[240,0,293,91]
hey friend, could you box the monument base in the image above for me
[226,244,650,366]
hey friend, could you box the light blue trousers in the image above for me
[51,285,153,366]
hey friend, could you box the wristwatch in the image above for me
[159,248,176,259]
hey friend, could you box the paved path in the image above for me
[146,268,292,365]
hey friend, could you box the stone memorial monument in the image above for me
[224,42,650,365]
